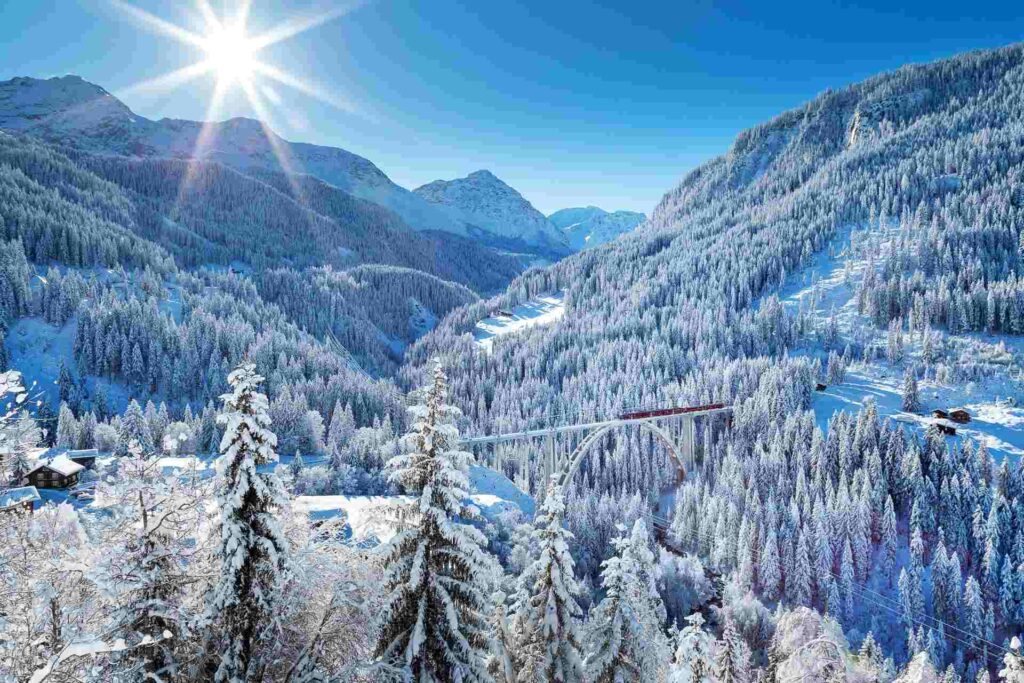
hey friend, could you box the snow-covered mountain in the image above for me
[414,170,571,254]
[548,206,645,250]
[0,75,464,237]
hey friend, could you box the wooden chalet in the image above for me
[949,409,971,424]
[816,383,828,392]
[24,455,85,490]
[933,409,949,420]
[0,486,41,514]
[936,423,957,436]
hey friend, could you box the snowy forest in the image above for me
[3,34,1024,683]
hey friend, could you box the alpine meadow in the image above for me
[2,3,1024,682]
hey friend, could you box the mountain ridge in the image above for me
[0,75,473,241]
[548,205,646,250]
[414,169,571,255]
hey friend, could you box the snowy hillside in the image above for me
[548,206,646,250]
[414,170,570,253]
[472,293,566,353]
[0,75,464,237]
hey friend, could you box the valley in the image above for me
[1,14,1024,683]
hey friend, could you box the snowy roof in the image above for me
[27,454,85,477]
[0,486,41,508]
[66,449,99,459]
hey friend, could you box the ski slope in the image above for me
[473,293,565,353]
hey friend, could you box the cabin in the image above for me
[23,455,85,490]
[0,486,41,515]
[949,409,971,424]
[816,383,827,392]
[933,409,949,420]
[497,309,515,318]
[937,423,957,436]
[66,449,99,470]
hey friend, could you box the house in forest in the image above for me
[933,409,949,419]
[936,423,957,436]
[949,409,971,424]
[23,455,85,489]
[0,486,41,514]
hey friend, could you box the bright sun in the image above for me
[111,1,354,198]
[202,24,258,85]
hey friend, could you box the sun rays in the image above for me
[110,0,356,202]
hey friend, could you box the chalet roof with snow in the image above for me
[27,454,85,477]
[0,486,41,509]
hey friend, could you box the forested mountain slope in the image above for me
[402,44,1024,676]
[410,43,1024,435]
[0,125,503,463]
[549,205,646,250]
[0,75,467,237]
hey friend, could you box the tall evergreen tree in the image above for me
[668,612,717,683]
[116,399,154,457]
[514,479,585,683]
[585,520,668,683]
[206,362,290,683]
[374,360,497,682]
[903,368,921,413]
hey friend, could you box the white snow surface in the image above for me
[473,293,566,353]
[414,170,569,250]
[548,206,646,251]
[294,464,533,544]
[777,223,1024,460]
[0,75,464,236]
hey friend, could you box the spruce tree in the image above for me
[116,399,154,457]
[206,362,290,683]
[716,613,750,683]
[585,520,669,682]
[668,612,717,683]
[903,368,921,413]
[374,360,497,682]
[514,479,585,683]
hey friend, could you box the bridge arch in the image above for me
[554,418,689,489]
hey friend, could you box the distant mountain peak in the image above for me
[548,206,645,250]
[414,170,570,251]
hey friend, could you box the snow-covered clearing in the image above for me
[775,224,1024,460]
[812,364,1024,460]
[294,464,533,545]
[473,292,565,353]
[6,317,132,412]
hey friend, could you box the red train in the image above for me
[618,403,725,420]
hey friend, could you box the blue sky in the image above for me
[1,1,1021,214]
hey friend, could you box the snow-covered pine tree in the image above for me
[716,612,751,683]
[668,612,717,683]
[374,359,497,682]
[902,368,921,413]
[514,478,585,683]
[206,362,290,683]
[584,520,669,682]
[116,399,154,457]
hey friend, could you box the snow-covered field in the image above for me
[778,224,1024,460]
[294,464,533,545]
[812,365,1024,460]
[473,292,565,353]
